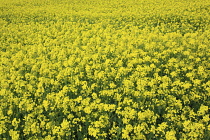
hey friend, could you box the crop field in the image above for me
[0,0,210,139]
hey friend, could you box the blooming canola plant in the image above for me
[0,0,210,139]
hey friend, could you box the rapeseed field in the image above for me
[0,0,210,139]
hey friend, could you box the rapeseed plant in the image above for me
[0,0,210,139]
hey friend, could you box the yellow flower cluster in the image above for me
[0,0,210,139]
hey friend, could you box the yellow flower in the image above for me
[150,63,156,69]
[186,72,193,78]
[52,126,61,135]
[26,102,35,112]
[197,105,208,116]
[193,79,201,85]
[170,71,177,77]
[12,118,19,129]
[122,124,133,139]
[202,115,209,123]
[165,130,177,140]
[182,82,192,89]
[157,122,168,132]
[44,135,56,140]
[7,109,13,115]
[31,122,40,134]
[9,130,19,140]
[88,126,99,138]
[208,125,210,131]
[84,106,91,114]
[61,119,70,130]
[109,82,116,88]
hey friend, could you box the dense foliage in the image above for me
[0,0,210,139]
